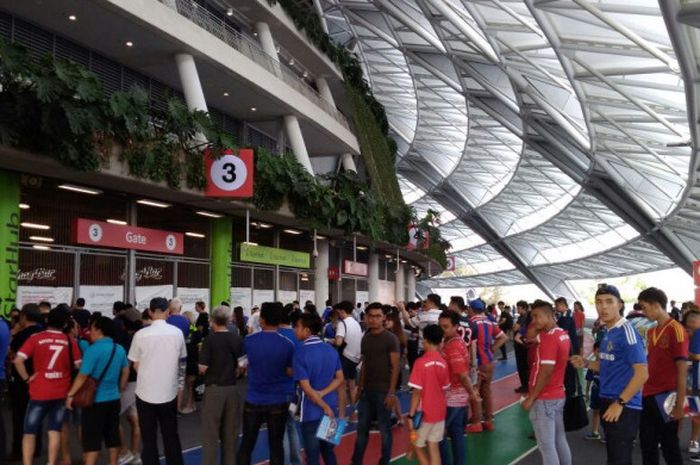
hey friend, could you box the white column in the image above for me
[341,153,357,172]
[368,252,379,303]
[406,266,416,302]
[284,115,314,174]
[316,77,335,106]
[314,240,329,311]
[312,0,329,33]
[255,22,279,60]
[174,53,208,113]
[395,263,405,302]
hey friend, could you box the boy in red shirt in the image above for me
[14,307,81,465]
[638,287,688,465]
[408,324,450,465]
[521,300,572,465]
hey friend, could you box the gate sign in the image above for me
[73,218,184,255]
[204,148,254,198]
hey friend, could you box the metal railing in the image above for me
[159,0,350,130]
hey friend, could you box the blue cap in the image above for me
[595,284,622,301]
[468,299,486,312]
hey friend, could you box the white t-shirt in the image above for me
[128,320,187,404]
[248,313,261,334]
[336,316,362,363]
[410,308,442,346]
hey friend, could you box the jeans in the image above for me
[514,343,529,389]
[136,396,183,465]
[351,390,392,465]
[528,399,571,465]
[600,399,640,465]
[238,401,288,465]
[201,385,241,465]
[301,420,337,465]
[24,399,65,434]
[284,411,302,465]
[640,395,683,465]
[439,406,466,465]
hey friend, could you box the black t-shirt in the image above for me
[499,311,514,331]
[199,331,242,386]
[361,329,399,391]
[196,312,210,338]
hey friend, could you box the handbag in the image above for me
[73,344,117,409]
[564,370,589,432]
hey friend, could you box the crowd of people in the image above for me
[0,285,698,465]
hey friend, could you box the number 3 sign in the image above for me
[204,148,254,198]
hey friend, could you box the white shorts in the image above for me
[120,382,137,417]
[415,421,445,447]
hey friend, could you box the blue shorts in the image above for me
[24,399,66,434]
[589,389,601,410]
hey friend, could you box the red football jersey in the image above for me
[17,330,81,401]
[408,350,450,423]
[529,327,570,400]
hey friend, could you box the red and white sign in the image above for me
[446,255,456,272]
[73,218,184,255]
[328,266,340,281]
[344,260,368,276]
[204,148,254,198]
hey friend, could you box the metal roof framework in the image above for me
[316,0,700,299]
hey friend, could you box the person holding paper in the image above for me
[293,313,344,465]
[638,287,688,465]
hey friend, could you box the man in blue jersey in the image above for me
[571,284,648,465]
[238,302,296,465]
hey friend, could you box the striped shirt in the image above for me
[470,315,504,366]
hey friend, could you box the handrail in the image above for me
[158,0,351,130]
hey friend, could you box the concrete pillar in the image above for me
[314,239,329,311]
[316,77,335,106]
[0,170,20,320]
[341,153,357,172]
[255,22,278,60]
[395,263,405,302]
[368,252,379,303]
[210,217,233,310]
[283,115,314,174]
[406,266,416,302]
[174,53,208,113]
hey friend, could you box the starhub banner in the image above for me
[0,171,20,320]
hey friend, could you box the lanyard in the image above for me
[651,319,672,347]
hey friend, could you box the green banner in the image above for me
[240,243,310,268]
[210,216,232,309]
[0,170,20,320]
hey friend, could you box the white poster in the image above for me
[278,290,298,304]
[230,287,253,314]
[355,291,369,306]
[135,284,173,311]
[377,280,396,305]
[16,286,74,307]
[252,289,275,307]
[299,289,315,306]
[176,288,210,312]
[79,285,124,315]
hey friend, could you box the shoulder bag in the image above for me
[564,369,589,432]
[73,343,117,409]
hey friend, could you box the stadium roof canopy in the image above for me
[316,0,700,298]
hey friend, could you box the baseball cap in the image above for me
[149,297,169,312]
[595,283,622,301]
[468,298,485,312]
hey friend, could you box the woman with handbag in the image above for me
[66,316,130,465]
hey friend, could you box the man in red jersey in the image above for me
[521,300,572,465]
[638,287,687,465]
[14,307,81,465]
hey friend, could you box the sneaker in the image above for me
[466,423,483,433]
[118,451,135,465]
[483,421,494,432]
[690,454,700,463]
[132,458,142,465]
[691,441,700,454]
[585,432,601,441]
[600,437,606,444]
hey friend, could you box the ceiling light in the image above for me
[125,41,134,47]
[401,260,407,263]
[283,229,302,235]
[258,222,272,228]
[186,232,206,238]
[32,245,51,250]
[21,222,50,230]
[300,273,309,281]
[68,15,77,21]
[107,219,127,225]
[226,7,233,16]
[242,241,258,246]
[196,211,224,218]
[289,59,295,66]
[253,32,258,36]
[137,199,170,208]
[19,203,29,210]
[356,245,368,251]
[315,235,326,240]
[29,236,54,242]
[250,107,257,112]
[385,254,393,258]
[58,184,102,195]
[302,71,308,78]
[223,92,229,97]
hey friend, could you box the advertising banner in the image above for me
[299,290,316,306]
[79,285,124,315]
[176,287,210,312]
[73,218,184,255]
[252,289,274,307]
[240,243,310,268]
[344,260,368,276]
[16,286,73,307]
[230,287,252,314]
[278,290,299,304]
[135,284,173,311]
